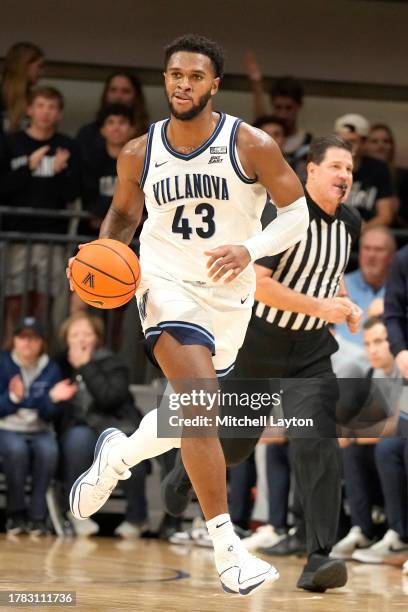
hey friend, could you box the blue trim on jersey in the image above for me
[229,119,257,184]
[161,113,226,160]
[140,123,155,188]
[216,363,235,378]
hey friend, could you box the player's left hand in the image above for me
[205,245,251,283]
[346,304,363,334]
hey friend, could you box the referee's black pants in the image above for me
[220,322,341,557]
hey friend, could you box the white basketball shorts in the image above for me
[136,272,254,377]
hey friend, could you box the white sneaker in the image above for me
[402,560,408,574]
[331,526,373,560]
[217,539,279,596]
[352,529,408,564]
[70,428,131,520]
[67,512,100,537]
[114,521,149,538]
[242,525,285,551]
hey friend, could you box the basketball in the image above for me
[71,238,140,309]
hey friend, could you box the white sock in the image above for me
[108,409,181,472]
[206,514,240,559]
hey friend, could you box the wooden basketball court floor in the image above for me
[0,534,407,611]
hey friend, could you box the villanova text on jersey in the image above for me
[139,113,267,285]
[152,173,229,206]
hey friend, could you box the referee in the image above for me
[162,135,362,591]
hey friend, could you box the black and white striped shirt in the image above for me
[254,192,361,331]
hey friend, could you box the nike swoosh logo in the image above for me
[240,294,250,304]
[155,160,168,167]
[216,520,230,528]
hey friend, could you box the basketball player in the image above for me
[68,34,308,595]
[162,136,363,592]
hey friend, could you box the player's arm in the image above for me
[238,124,309,260]
[99,135,147,245]
[66,136,146,288]
[206,125,308,283]
[255,264,357,325]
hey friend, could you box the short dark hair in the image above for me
[164,34,224,79]
[98,103,134,126]
[269,76,304,104]
[363,315,385,331]
[307,136,352,165]
[253,114,287,134]
[28,86,64,110]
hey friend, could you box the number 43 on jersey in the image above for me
[172,203,215,239]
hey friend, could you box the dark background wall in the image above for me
[2,0,408,85]
[1,0,408,163]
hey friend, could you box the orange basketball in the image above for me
[71,239,141,309]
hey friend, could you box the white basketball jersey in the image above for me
[139,113,267,286]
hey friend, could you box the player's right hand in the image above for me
[66,256,75,291]
[66,244,87,291]
[317,296,354,324]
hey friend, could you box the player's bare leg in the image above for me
[153,332,228,519]
[154,332,279,595]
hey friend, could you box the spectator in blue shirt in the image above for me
[0,317,76,535]
[337,226,396,345]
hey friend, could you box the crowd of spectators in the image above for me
[0,314,149,537]
[0,42,407,578]
[0,44,149,348]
